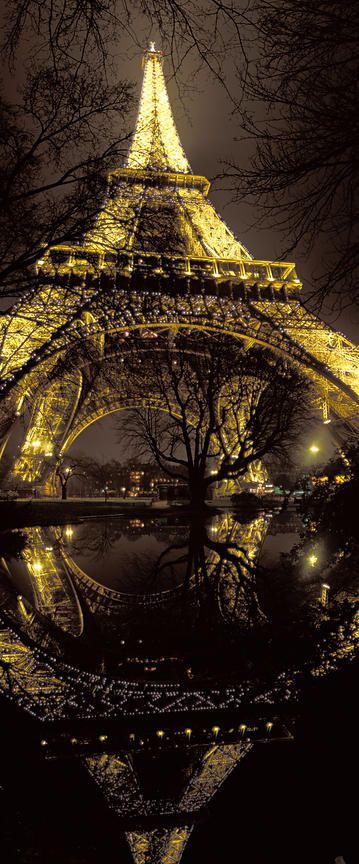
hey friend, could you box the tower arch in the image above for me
[6,312,359,486]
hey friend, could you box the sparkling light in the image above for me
[308,553,318,567]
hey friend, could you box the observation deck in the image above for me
[37,246,301,300]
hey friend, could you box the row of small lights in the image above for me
[307,441,331,605]
[1,612,291,723]
[39,721,274,749]
[0,284,302,396]
[5,277,351,349]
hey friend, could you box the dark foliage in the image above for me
[225,0,359,310]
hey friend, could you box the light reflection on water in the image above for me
[1,513,271,673]
[0,510,357,864]
[0,509,356,686]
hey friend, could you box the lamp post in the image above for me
[60,465,72,500]
[320,582,330,607]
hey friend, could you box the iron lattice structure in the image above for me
[1,43,359,864]
[0,43,359,483]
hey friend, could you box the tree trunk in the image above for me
[188,480,208,512]
[61,483,67,500]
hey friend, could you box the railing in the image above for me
[38,246,302,292]
[110,167,211,195]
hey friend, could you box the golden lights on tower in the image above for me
[126,42,190,174]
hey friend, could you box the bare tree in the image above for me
[118,332,311,509]
[0,15,133,298]
[3,1,250,98]
[70,455,122,499]
[0,4,120,297]
[54,454,87,500]
[224,0,359,311]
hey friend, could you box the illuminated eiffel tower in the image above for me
[1,42,359,484]
[0,43,358,863]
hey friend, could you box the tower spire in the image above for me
[126,43,191,174]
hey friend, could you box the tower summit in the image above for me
[126,42,191,173]
[88,42,252,258]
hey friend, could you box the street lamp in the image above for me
[320,583,330,607]
[309,444,320,455]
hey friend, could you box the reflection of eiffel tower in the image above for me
[0,515,282,864]
[1,515,358,863]
[1,43,359,484]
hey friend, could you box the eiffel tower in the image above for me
[0,42,359,486]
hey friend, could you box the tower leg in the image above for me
[11,369,83,492]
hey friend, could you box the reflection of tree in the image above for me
[121,544,191,593]
[264,445,359,620]
[66,520,183,557]
[58,520,190,595]
[202,515,268,626]
[0,530,27,560]
[66,510,357,674]
[58,513,267,625]
[0,510,357,708]
[65,522,126,561]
